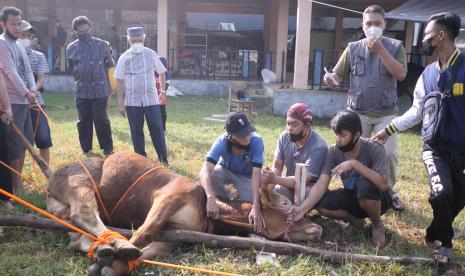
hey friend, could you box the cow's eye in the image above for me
[282,201,288,205]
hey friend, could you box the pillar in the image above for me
[293,0,312,89]
[273,0,289,83]
[334,9,343,59]
[47,0,57,37]
[404,21,415,59]
[157,0,169,57]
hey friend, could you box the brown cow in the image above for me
[37,151,322,275]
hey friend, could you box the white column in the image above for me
[157,0,169,57]
[293,0,312,89]
[274,0,289,82]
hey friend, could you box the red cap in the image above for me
[287,103,313,124]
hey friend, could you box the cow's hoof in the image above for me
[100,266,115,276]
[97,255,115,268]
[96,244,115,258]
[115,245,142,261]
[87,263,101,276]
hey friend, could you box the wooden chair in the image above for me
[228,81,256,117]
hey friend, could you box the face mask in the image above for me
[289,130,305,143]
[421,34,439,56]
[17,38,31,49]
[364,26,383,39]
[227,136,250,151]
[77,31,91,42]
[337,136,359,152]
[130,42,144,54]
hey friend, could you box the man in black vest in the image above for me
[324,5,407,211]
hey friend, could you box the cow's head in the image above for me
[259,187,322,242]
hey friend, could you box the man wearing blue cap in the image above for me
[114,27,168,164]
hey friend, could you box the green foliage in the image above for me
[0,93,463,275]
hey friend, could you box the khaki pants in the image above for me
[358,114,398,198]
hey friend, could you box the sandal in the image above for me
[391,196,405,212]
[433,246,452,264]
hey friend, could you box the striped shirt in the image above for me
[114,47,166,107]
[26,49,49,106]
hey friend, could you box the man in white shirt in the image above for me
[114,27,168,164]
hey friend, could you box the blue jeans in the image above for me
[126,105,168,163]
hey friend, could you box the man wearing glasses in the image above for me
[261,103,327,200]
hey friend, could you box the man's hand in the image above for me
[159,93,168,105]
[372,129,390,144]
[261,167,276,185]
[0,108,13,124]
[25,91,37,105]
[118,105,126,117]
[249,204,265,233]
[323,72,339,86]
[206,197,220,219]
[288,205,306,223]
[366,37,385,55]
[331,160,354,178]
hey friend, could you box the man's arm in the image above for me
[290,174,331,221]
[0,42,33,98]
[324,47,349,85]
[373,74,426,142]
[346,160,389,192]
[116,79,126,116]
[199,161,220,219]
[268,158,314,188]
[368,38,407,81]
[250,166,265,232]
[0,73,13,123]
[35,72,46,90]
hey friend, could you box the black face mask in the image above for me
[227,136,250,151]
[337,136,359,152]
[289,130,305,143]
[421,33,439,56]
[76,31,91,42]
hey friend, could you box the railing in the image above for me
[168,49,274,81]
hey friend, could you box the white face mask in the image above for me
[364,26,383,39]
[17,38,32,49]
[130,42,144,54]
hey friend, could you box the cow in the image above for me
[27,149,322,275]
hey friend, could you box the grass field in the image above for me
[0,92,464,275]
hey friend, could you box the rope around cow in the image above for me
[0,109,242,276]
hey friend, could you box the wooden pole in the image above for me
[0,215,455,267]
[294,163,306,206]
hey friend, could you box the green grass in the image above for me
[0,93,464,275]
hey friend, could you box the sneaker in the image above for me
[1,200,15,210]
[392,196,405,211]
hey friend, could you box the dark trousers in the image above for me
[76,97,113,154]
[422,146,465,248]
[126,105,168,163]
[0,122,12,200]
[160,105,167,131]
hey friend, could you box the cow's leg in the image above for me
[107,241,178,275]
[66,175,141,260]
[129,193,186,248]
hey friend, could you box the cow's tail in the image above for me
[8,121,54,179]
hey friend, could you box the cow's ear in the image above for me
[260,186,272,209]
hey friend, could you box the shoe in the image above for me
[433,246,452,264]
[1,200,15,210]
[103,150,114,157]
[392,196,405,211]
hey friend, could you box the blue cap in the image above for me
[127,27,145,37]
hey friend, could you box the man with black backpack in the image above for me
[373,12,465,264]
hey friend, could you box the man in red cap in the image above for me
[262,103,327,200]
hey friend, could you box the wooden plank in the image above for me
[294,163,306,206]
